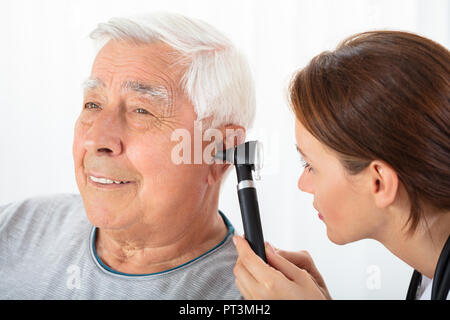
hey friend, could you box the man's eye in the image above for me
[83,103,153,117]
[135,108,152,115]
[84,102,100,110]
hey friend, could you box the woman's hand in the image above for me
[233,235,331,300]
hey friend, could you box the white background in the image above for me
[0,0,448,299]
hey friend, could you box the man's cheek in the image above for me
[72,123,87,159]
[128,142,175,172]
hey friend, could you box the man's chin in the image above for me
[81,197,134,229]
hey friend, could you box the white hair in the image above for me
[89,12,255,130]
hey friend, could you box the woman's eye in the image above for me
[84,102,100,110]
[304,163,314,173]
[300,158,314,173]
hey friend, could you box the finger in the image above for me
[276,249,313,270]
[265,243,310,285]
[233,235,273,281]
[235,276,254,300]
[233,259,258,299]
[276,249,327,288]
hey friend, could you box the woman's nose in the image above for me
[297,170,314,194]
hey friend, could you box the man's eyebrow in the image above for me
[82,78,105,93]
[82,78,169,103]
[121,80,169,102]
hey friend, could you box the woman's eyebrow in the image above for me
[295,144,311,160]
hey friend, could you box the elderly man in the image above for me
[0,13,255,299]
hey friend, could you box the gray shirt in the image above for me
[0,193,242,299]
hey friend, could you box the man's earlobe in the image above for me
[207,163,231,185]
[206,124,245,186]
[207,173,215,185]
[223,125,246,150]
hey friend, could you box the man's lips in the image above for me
[86,172,136,189]
[87,171,134,181]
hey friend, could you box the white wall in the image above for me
[0,0,448,299]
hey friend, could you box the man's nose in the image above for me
[84,113,123,156]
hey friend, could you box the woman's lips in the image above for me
[313,204,323,220]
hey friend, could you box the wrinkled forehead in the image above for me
[89,40,185,94]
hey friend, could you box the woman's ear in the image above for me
[369,160,399,208]
[207,124,246,186]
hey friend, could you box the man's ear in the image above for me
[207,124,246,186]
[369,160,399,208]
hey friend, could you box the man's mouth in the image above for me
[87,174,134,189]
[89,175,131,185]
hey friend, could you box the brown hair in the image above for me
[289,31,450,234]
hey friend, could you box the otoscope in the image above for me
[214,141,267,262]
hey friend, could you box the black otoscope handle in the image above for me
[236,165,267,262]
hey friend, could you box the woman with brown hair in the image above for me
[233,31,450,300]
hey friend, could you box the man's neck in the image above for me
[94,196,229,275]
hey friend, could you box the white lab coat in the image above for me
[418,275,450,300]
